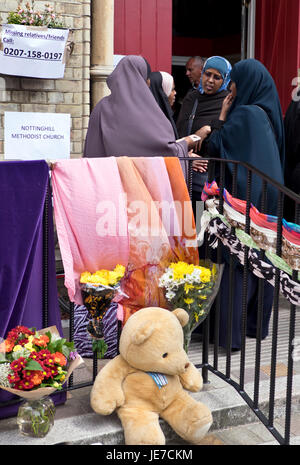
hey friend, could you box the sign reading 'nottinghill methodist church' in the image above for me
[4,112,71,161]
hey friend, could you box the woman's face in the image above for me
[228,81,237,99]
[201,67,224,95]
[168,82,176,107]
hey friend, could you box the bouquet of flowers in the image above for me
[159,260,223,352]
[7,1,64,28]
[80,264,126,358]
[0,325,82,437]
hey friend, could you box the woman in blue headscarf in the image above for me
[207,59,285,351]
[176,56,232,198]
[208,58,285,215]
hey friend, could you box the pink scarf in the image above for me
[51,158,129,303]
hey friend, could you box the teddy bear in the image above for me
[90,306,213,445]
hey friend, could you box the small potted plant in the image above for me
[7,1,64,28]
[1,1,74,79]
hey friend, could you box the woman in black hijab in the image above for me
[149,71,179,138]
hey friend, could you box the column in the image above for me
[90,0,114,109]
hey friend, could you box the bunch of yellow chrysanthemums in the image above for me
[80,264,126,288]
[159,261,218,351]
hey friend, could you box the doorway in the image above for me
[171,0,242,119]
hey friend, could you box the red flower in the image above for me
[29,351,40,361]
[36,349,51,360]
[22,369,33,379]
[40,364,52,379]
[10,357,27,372]
[7,373,21,385]
[20,379,35,390]
[49,366,58,377]
[42,354,56,367]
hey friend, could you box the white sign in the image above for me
[4,112,70,161]
[0,24,69,78]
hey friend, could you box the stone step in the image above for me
[1,373,299,445]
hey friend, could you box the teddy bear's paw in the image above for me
[91,393,125,415]
[183,377,203,392]
[180,370,203,392]
[191,419,213,444]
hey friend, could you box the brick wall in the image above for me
[0,0,91,159]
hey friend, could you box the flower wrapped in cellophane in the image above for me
[159,260,223,352]
[0,325,83,437]
[80,264,126,357]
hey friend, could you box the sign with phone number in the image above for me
[0,23,69,78]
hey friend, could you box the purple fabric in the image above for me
[0,160,65,418]
[83,55,188,160]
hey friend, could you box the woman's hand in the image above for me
[188,151,208,172]
[219,93,234,121]
[195,125,211,141]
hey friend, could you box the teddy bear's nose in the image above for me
[184,362,190,370]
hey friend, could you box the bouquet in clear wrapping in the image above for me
[159,260,223,352]
[80,264,126,358]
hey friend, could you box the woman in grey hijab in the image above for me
[83,55,202,162]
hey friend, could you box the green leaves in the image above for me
[45,331,75,358]
[92,339,108,359]
[25,360,43,371]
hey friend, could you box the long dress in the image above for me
[207,59,285,350]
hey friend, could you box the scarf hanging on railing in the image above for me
[201,181,300,272]
[198,212,300,306]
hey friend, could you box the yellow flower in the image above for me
[108,271,119,285]
[184,283,194,294]
[184,298,194,305]
[89,274,109,286]
[24,342,34,352]
[194,312,199,322]
[13,345,23,352]
[81,265,125,287]
[170,261,194,281]
[80,271,91,283]
[195,266,211,283]
[114,264,125,278]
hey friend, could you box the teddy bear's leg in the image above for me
[118,407,165,445]
[161,391,212,444]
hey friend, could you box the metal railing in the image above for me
[1,157,299,445]
[187,157,300,445]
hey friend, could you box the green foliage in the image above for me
[7,1,64,28]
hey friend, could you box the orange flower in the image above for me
[0,339,14,353]
[53,352,67,366]
[33,334,49,347]
[30,371,45,386]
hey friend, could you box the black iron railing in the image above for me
[187,157,300,445]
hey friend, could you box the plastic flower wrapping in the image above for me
[159,260,223,352]
[0,325,83,400]
[80,264,126,358]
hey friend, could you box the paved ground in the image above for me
[0,294,299,446]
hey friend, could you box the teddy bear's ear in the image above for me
[172,308,189,327]
[131,320,154,345]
